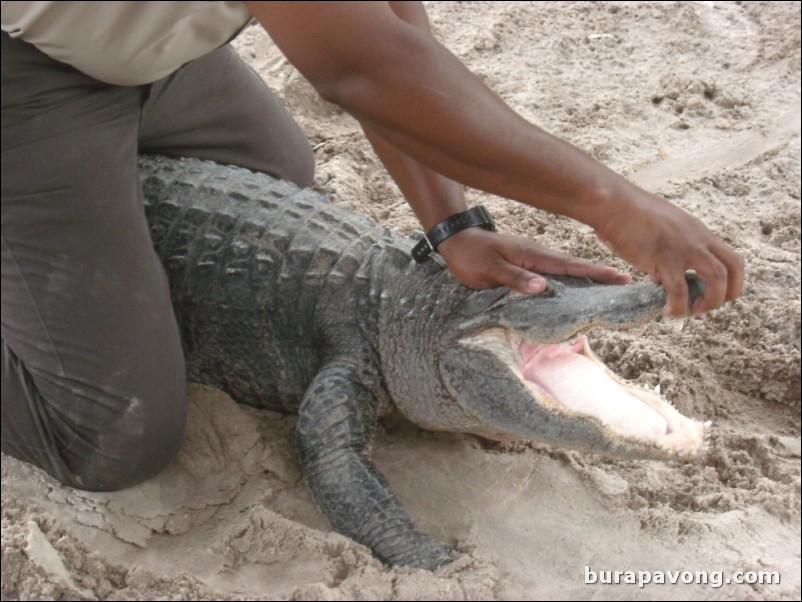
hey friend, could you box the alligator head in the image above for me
[377,254,709,461]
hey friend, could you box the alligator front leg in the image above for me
[296,357,453,570]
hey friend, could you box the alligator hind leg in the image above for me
[297,356,453,570]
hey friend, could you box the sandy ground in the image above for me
[2,1,800,600]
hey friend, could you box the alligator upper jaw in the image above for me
[442,328,710,462]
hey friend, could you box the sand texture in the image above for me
[2,2,800,600]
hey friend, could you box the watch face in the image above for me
[413,236,436,262]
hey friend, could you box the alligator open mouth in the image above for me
[459,328,710,460]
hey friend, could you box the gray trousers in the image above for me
[1,31,314,491]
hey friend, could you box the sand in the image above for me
[2,2,800,600]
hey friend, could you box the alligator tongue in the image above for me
[519,337,669,441]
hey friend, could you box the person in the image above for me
[1,1,743,491]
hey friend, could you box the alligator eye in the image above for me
[461,287,512,316]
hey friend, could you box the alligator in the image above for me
[139,154,709,571]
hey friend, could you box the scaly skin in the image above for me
[139,155,708,570]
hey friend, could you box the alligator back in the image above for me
[138,155,390,411]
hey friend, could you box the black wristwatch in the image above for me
[412,206,496,263]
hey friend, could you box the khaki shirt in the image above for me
[1,1,252,85]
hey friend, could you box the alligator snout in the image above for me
[385,274,710,462]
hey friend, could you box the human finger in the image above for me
[690,254,729,315]
[503,237,632,285]
[712,239,745,302]
[493,261,549,295]
[543,258,631,285]
[657,260,691,317]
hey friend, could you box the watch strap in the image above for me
[412,206,496,263]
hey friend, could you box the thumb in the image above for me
[496,262,549,295]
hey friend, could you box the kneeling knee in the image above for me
[64,391,188,492]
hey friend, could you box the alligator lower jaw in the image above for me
[461,328,710,460]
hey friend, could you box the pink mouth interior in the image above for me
[519,336,669,440]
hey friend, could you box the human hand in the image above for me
[594,191,744,317]
[436,228,631,295]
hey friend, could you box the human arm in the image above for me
[242,1,743,315]
[357,1,629,294]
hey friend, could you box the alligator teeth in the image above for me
[703,423,712,444]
